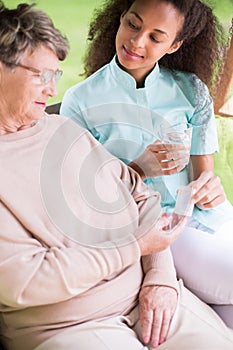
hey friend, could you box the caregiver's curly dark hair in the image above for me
[83,0,225,96]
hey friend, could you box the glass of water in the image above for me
[159,123,193,148]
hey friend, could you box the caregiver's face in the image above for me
[115,0,183,85]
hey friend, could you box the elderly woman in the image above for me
[0,2,233,350]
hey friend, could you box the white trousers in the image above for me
[171,218,233,328]
[34,281,233,350]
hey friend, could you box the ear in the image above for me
[167,40,183,55]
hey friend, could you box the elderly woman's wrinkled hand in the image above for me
[139,285,178,348]
[137,213,187,256]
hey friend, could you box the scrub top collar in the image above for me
[110,55,160,89]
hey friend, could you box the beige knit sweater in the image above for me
[0,115,178,350]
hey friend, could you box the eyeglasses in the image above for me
[13,63,63,85]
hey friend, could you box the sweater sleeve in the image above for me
[119,164,178,293]
[141,249,179,293]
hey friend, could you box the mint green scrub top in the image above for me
[61,56,233,231]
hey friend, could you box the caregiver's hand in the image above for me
[189,170,226,209]
[129,141,190,179]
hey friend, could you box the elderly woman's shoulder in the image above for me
[43,113,90,138]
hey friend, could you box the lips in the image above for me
[123,46,143,59]
[35,102,46,109]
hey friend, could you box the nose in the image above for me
[130,32,145,48]
[43,77,58,97]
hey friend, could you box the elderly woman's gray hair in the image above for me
[0,1,69,67]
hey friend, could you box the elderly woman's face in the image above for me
[0,45,59,132]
